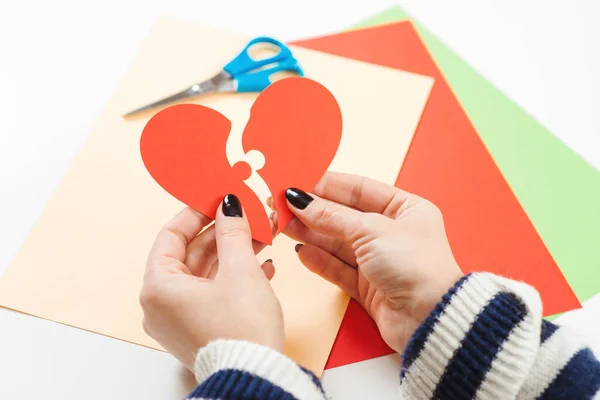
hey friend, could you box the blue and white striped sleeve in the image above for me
[400,273,600,399]
[186,340,327,400]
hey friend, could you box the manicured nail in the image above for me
[222,194,243,217]
[264,258,273,264]
[295,243,303,253]
[285,188,313,210]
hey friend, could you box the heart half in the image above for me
[243,77,342,232]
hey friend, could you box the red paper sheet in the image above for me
[292,22,581,369]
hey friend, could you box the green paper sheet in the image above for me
[354,7,600,302]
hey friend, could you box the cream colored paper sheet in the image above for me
[0,17,433,375]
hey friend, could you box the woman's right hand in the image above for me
[277,172,463,353]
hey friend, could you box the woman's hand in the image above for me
[279,172,463,353]
[140,195,283,371]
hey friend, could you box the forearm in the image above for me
[186,340,327,400]
[400,273,600,399]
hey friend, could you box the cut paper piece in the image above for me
[140,78,343,244]
[241,77,343,233]
[355,6,600,305]
[0,17,433,376]
[141,104,271,244]
[292,14,581,369]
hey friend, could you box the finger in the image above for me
[203,257,275,281]
[206,260,219,280]
[314,172,411,217]
[185,223,217,278]
[281,215,357,266]
[185,223,271,278]
[285,187,376,241]
[261,259,276,281]
[147,207,212,271]
[215,194,260,276]
[296,244,359,300]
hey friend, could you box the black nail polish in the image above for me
[286,188,313,210]
[223,194,243,217]
[264,259,273,264]
[295,243,303,253]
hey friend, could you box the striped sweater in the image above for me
[186,273,600,399]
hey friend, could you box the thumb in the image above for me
[284,187,371,240]
[215,194,260,277]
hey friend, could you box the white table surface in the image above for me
[1,0,599,398]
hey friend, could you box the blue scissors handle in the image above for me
[224,37,293,76]
[223,37,304,93]
[236,59,304,92]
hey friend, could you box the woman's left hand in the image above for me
[140,195,283,371]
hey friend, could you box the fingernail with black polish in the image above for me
[264,259,273,264]
[294,243,303,253]
[285,188,313,210]
[223,194,243,217]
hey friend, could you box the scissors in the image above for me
[124,37,304,117]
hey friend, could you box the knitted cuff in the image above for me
[192,339,326,400]
[400,273,543,399]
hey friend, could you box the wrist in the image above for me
[413,266,464,325]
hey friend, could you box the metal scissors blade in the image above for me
[123,87,197,117]
[123,72,229,118]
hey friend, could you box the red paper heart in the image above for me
[140,77,342,243]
